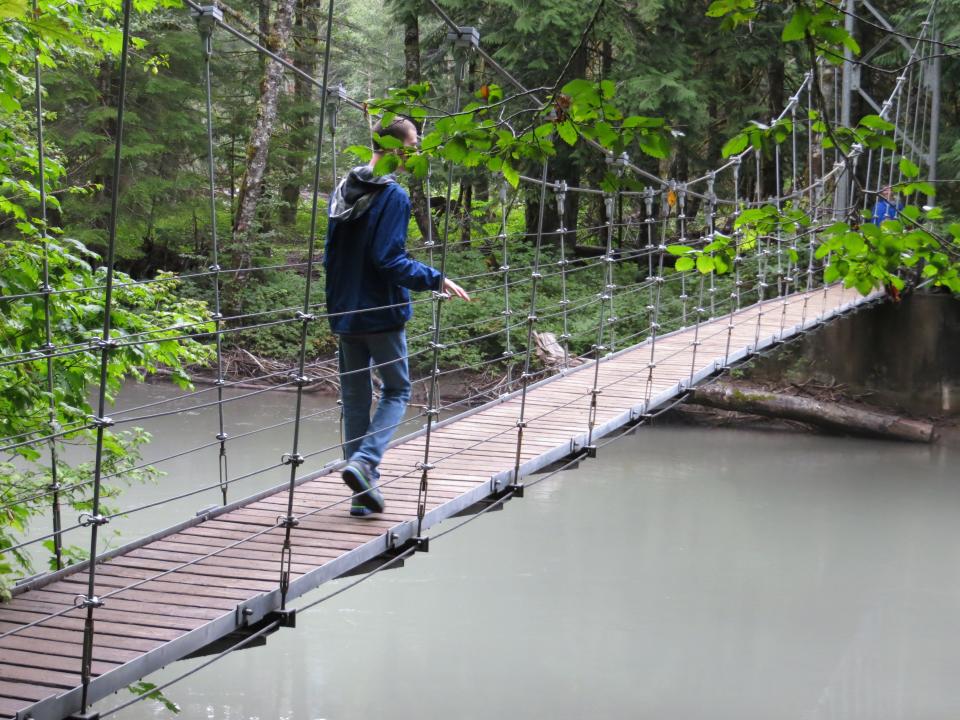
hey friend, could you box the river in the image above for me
[57,381,960,719]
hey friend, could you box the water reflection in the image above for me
[86,418,960,720]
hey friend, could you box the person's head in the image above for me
[880,185,893,201]
[370,116,418,169]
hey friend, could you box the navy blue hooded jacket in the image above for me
[324,166,441,334]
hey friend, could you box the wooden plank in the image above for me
[0,609,182,642]
[0,679,58,702]
[1,599,209,633]
[0,621,162,653]
[0,634,140,664]
[0,663,79,689]
[21,589,226,622]
[1,648,118,676]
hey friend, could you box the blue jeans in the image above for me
[338,329,412,475]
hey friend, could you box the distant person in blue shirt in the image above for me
[871,185,902,226]
[324,116,470,517]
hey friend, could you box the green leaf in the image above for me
[666,245,693,255]
[721,132,749,158]
[899,156,920,178]
[561,79,595,99]
[373,133,403,150]
[824,264,841,283]
[638,133,670,159]
[502,161,519,188]
[344,145,372,162]
[556,120,578,146]
[0,0,27,21]
[405,154,428,178]
[373,154,399,176]
[443,137,468,163]
[675,256,695,272]
[696,255,715,273]
[781,6,811,42]
[859,115,895,132]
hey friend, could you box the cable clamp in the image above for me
[208,263,221,272]
[413,535,430,552]
[501,309,514,317]
[192,5,223,32]
[79,512,109,527]
[530,271,542,280]
[527,314,538,323]
[213,378,227,387]
[501,350,514,357]
[607,316,617,324]
[74,594,105,609]
[515,420,527,429]
[559,333,571,340]
[759,282,770,289]
[592,344,608,353]
[655,276,665,285]
[426,407,440,419]
[651,322,661,330]
[647,363,657,370]
[432,290,447,301]
[429,341,447,351]
[48,482,62,493]
[216,432,229,441]
[281,452,304,467]
[416,461,436,472]
[42,342,57,355]
[88,415,114,428]
[295,311,315,322]
[291,374,311,387]
[266,608,297,628]
[679,293,689,300]
[499,265,510,272]
[506,482,525,498]
[558,299,570,307]
[94,338,119,350]
[211,312,223,321]
[447,25,480,48]
[735,281,744,288]
[278,515,300,528]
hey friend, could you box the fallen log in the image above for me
[688,384,937,443]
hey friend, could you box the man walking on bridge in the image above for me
[325,116,470,517]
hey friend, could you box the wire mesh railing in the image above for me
[0,0,939,716]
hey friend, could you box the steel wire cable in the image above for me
[7,278,864,672]
[3,2,932,693]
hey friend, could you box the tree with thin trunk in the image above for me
[232,0,297,267]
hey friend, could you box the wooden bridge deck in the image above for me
[0,284,878,720]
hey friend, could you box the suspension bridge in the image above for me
[0,0,943,718]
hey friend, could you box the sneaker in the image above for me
[350,499,375,517]
[342,459,385,513]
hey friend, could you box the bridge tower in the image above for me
[837,0,941,209]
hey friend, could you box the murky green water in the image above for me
[46,382,960,719]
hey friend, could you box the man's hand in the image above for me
[442,277,471,301]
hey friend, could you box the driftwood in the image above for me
[534,331,582,367]
[688,383,937,443]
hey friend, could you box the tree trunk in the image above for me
[688,384,937,443]
[278,0,318,226]
[232,0,297,265]
[763,53,785,196]
[400,5,436,243]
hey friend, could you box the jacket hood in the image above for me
[328,165,395,221]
